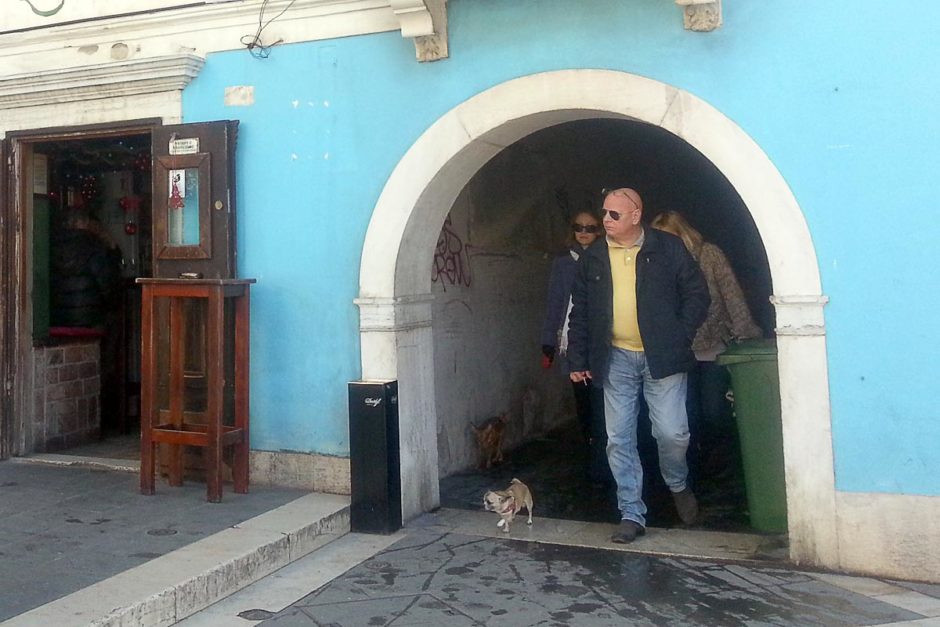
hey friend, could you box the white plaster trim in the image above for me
[362,71,821,299]
[771,294,830,337]
[354,294,434,332]
[1,0,393,48]
[0,0,400,78]
[0,91,183,137]
[358,69,843,571]
[250,450,350,494]
[412,0,448,62]
[835,491,940,583]
[0,53,204,110]
[390,0,434,37]
[390,0,447,61]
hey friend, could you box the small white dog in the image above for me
[482,478,534,533]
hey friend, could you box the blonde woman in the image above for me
[651,211,762,474]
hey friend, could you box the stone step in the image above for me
[1,492,349,627]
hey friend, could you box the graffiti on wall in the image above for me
[21,0,65,17]
[432,215,472,290]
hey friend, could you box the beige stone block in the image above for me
[64,345,86,363]
[83,375,101,396]
[83,342,100,362]
[79,361,98,378]
[249,451,314,490]
[33,393,44,421]
[65,379,84,398]
[58,364,77,382]
[52,399,79,433]
[46,382,70,402]
[314,456,351,495]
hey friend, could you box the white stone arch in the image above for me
[356,69,836,568]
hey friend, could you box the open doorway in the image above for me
[434,118,775,533]
[24,130,152,459]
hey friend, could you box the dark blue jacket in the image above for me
[567,229,710,381]
[540,249,580,347]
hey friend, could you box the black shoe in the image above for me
[611,519,646,544]
[672,487,699,525]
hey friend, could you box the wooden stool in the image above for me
[138,278,254,502]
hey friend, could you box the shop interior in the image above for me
[30,132,152,457]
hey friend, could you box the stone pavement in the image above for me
[3,454,940,626]
[184,508,940,627]
[0,459,348,625]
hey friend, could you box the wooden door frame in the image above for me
[1,118,159,457]
[0,137,13,459]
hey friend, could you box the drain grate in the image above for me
[237,609,276,620]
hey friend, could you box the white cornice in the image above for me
[0,1,392,48]
[0,54,205,110]
[389,0,434,38]
[412,0,447,62]
[0,1,401,78]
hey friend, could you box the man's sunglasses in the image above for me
[602,209,623,221]
[572,224,600,233]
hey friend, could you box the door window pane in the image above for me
[167,168,200,246]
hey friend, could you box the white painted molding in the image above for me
[835,491,940,582]
[354,294,434,332]
[0,92,184,138]
[0,1,400,78]
[675,0,722,32]
[390,0,448,62]
[0,53,204,110]
[412,0,448,62]
[390,0,434,37]
[771,294,830,337]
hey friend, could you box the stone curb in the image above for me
[10,454,140,474]
[1,493,350,627]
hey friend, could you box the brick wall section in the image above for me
[31,340,100,452]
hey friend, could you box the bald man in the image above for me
[567,188,710,543]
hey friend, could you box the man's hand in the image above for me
[569,370,592,384]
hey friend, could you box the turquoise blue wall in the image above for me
[182,0,940,495]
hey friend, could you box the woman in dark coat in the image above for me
[540,210,609,483]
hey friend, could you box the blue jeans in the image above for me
[603,347,691,527]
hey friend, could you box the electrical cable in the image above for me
[240,0,297,59]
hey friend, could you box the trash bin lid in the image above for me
[716,338,777,365]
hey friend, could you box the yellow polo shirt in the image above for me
[608,233,644,351]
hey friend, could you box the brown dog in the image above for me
[482,478,534,533]
[473,413,509,469]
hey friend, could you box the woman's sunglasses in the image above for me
[572,224,600,233]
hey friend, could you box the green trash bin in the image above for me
[716,338,787,533]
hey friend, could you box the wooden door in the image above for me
[151,121,238,279]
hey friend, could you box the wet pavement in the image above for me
[250,413,937,627]
[440,419,751,532]
[259,526,937,626]
[0,460,307,621]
